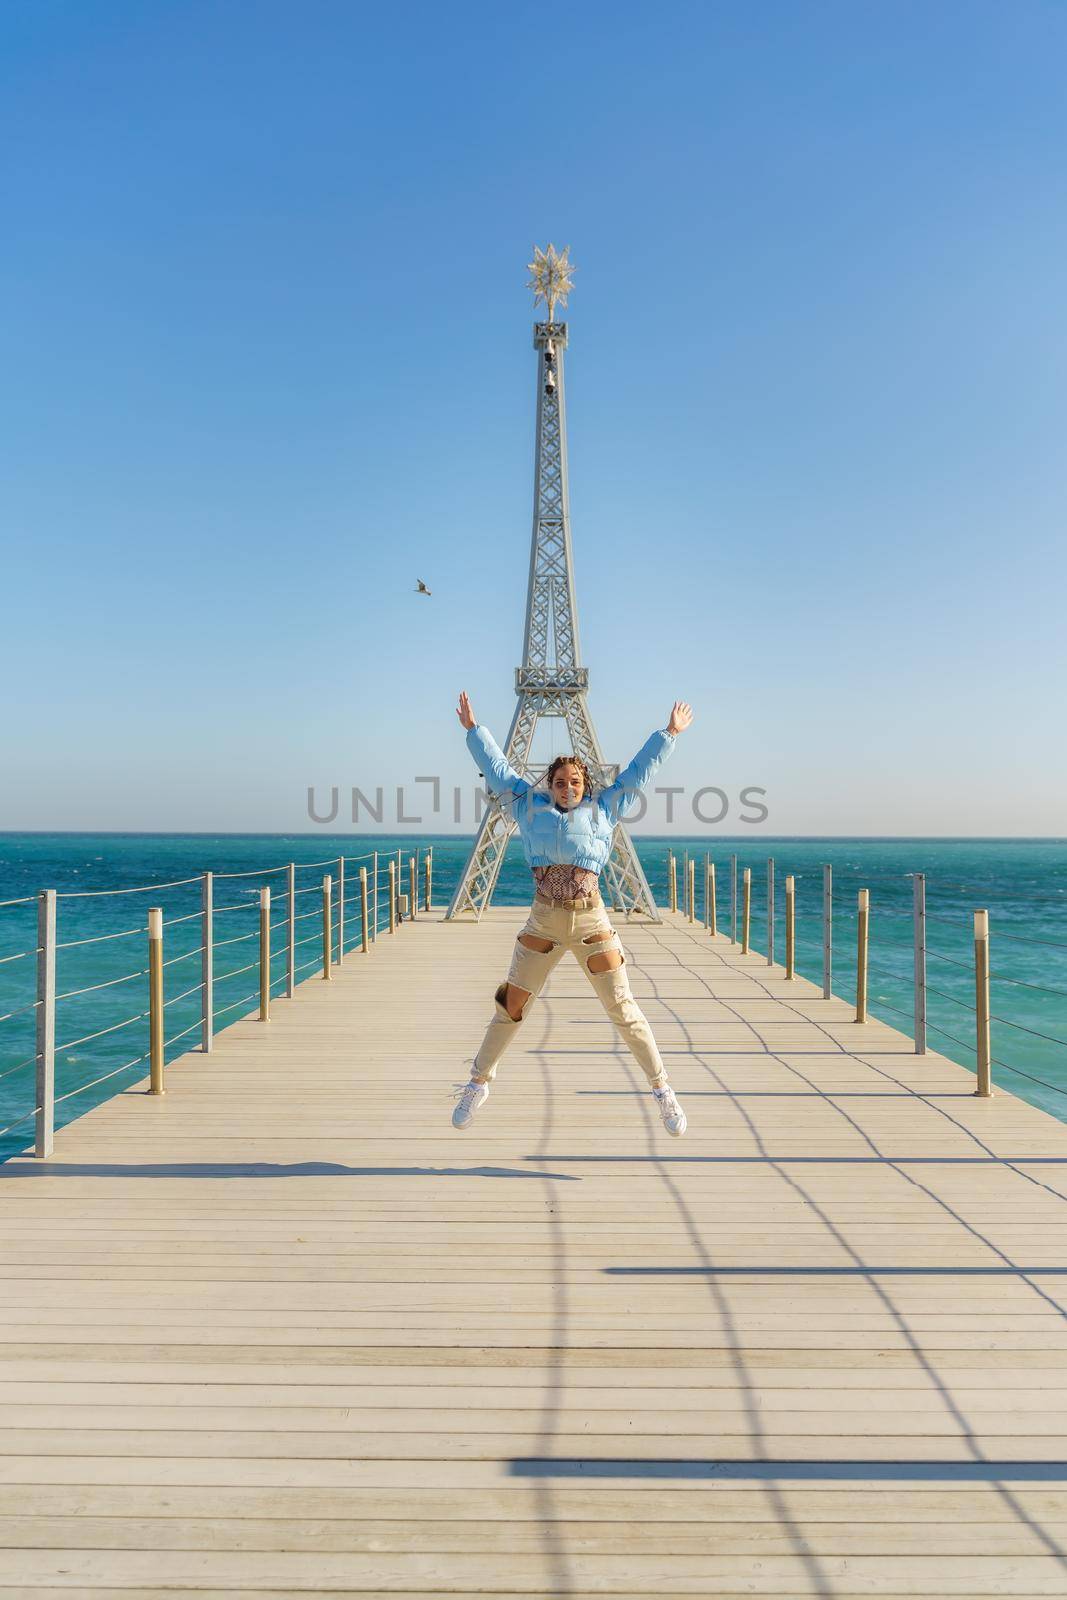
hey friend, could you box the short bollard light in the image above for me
[974,909,993,1097]
[785,875,795,980]
[856,888,869,1023]
[148,907,165,1095]
[259,887,270,1021]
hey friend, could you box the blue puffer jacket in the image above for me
[465,722,677,872]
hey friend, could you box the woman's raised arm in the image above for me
[597,704,692,825]
[457,691,530,801]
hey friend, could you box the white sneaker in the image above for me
[653,1082,687,1136]
[452,1078,489,1130]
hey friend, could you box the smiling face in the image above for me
[550,761,585,810]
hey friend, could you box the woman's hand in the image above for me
[456,690,476,731]
[666,700,693,736]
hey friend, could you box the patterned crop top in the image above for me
[531,862,600,903]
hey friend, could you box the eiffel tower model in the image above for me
[446,246,662,923]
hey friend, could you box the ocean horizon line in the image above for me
[2,830,1066,843]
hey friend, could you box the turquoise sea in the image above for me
[2,833,1066,1162]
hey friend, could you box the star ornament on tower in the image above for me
[526,243,576,323]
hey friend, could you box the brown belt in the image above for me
[535,888,602,910]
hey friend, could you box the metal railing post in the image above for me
[766,857,775,967]
[913,872,927,1055]
[337,856,345,965]
[409,855,417,922]
[683,849,689,919]
[708,859,717,937]
[259,888,270,1021]
[741,867,751,955]
[668,851,677,913]
[148,907,164,1095]
[425,847,432,912]
[974,909,992,1097]
[360,867,369,953]
[286,863,295,998]
[687,858,695,924]
[855,888,869,1023]
[322,876,332,979]
[34,889,56,1158]
[730,854,738,943]
[822,864,832,999]
[785,875,795,980]
[388,861,396,933]
[201,872,213,1051]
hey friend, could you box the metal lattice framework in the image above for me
[447,315,662,922]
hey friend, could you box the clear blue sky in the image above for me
[3,0,1065,836]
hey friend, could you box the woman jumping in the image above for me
[452,691,694,1135]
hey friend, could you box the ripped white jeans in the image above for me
[471,895,668,1088]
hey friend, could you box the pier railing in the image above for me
[0,845,435,1161]
[668,847,1067,1117]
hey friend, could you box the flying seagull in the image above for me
[415,579,432,596]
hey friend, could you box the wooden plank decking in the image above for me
[3,903,1067,1596]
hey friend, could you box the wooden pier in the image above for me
[3,904,1067,1595]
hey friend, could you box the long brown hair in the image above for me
[545,751,594,802]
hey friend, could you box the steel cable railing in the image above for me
[212,928,259,951]
[213,989,260,1020]
[56,876,203,899]
[55,969,146,1002]
[994,929,1067,951]
[214,960,259,985]
[673,850,1067,1115]
[161,945,204,970]
[212,864,289,880]
[56,925,146,949]
[989,1014,1067,1050]
[0,845,434,1159]
[54,1052,151,1107]
[925,983,977,1012]
[164,1019,202,1050]
[162,908,204,929]
[991,970,1067,997]
[163,981,204,1009]
[927,948,973,971]
[990,1056,1067,1100]
[0,1104,41,1139]
[0,947,41,967]
[0,999,42,1024]
[55,1011,149,1052]
[0,1054,38,1087]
